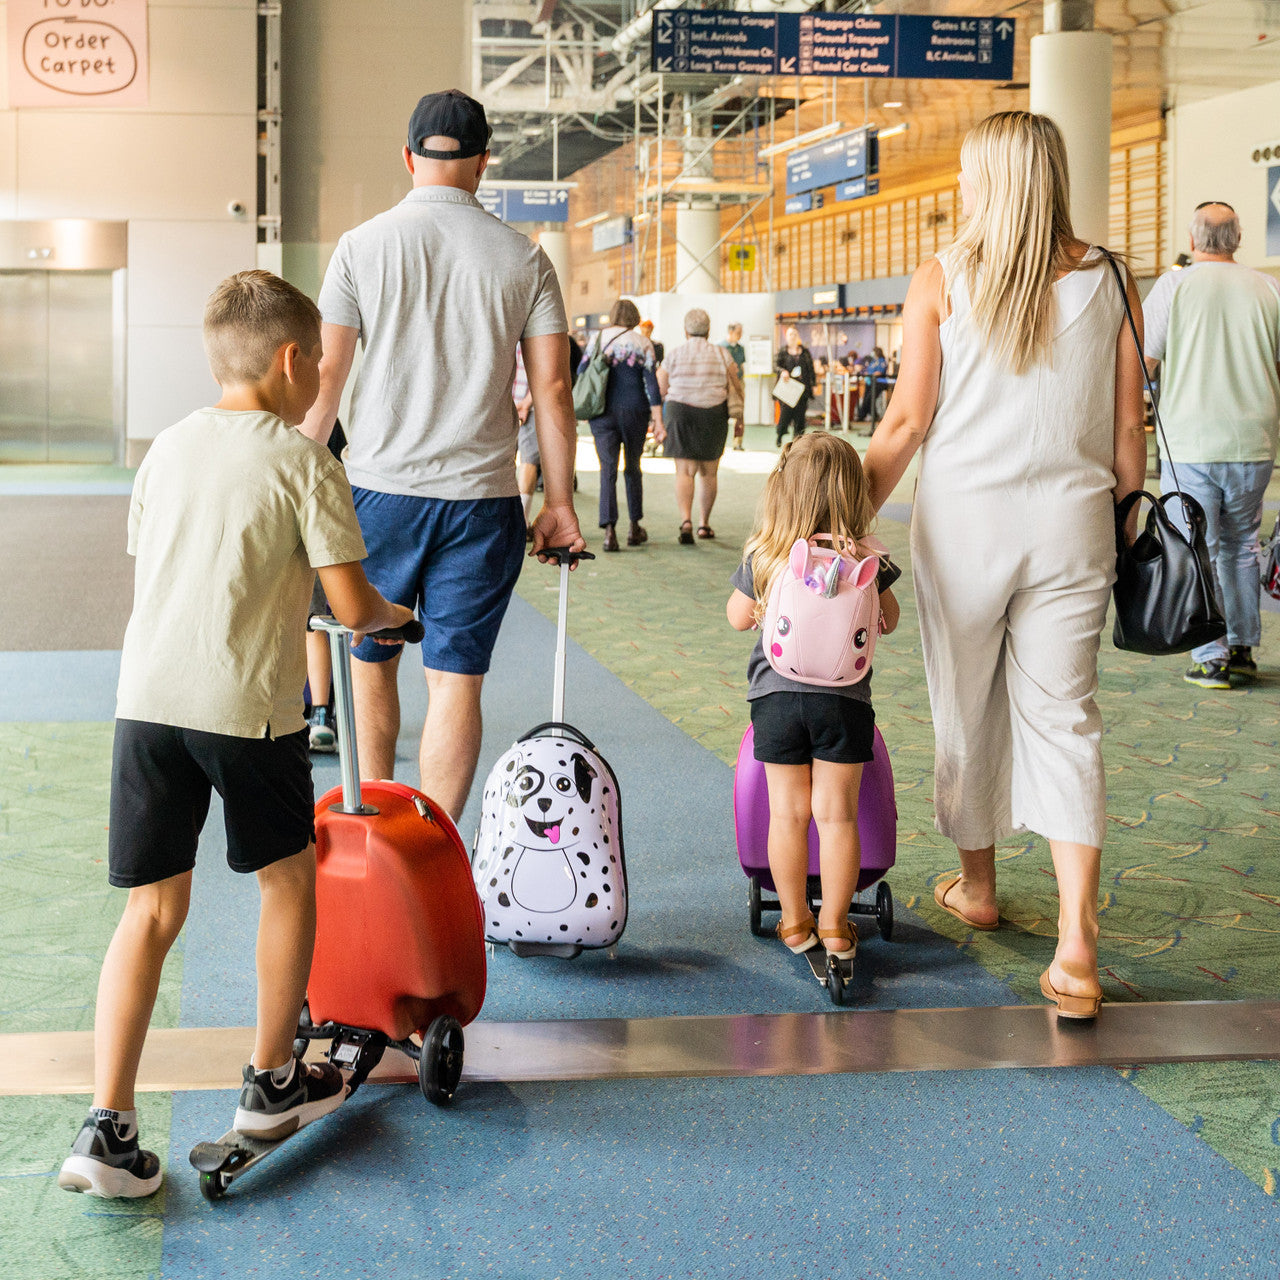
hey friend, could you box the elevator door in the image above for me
[0,271,119,464]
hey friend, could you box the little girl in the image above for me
[726,432,899,960]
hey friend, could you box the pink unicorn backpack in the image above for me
[762,535,883,687]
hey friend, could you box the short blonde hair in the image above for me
[203,270,321,386]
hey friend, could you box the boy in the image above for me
[59,271,413,1199]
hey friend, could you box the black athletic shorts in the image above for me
[750,692,875,766]
[108,720,315,887]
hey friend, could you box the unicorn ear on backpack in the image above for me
[788,538,811,580]
[838,555,879,590]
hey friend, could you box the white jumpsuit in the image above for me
[910,249,1123,850]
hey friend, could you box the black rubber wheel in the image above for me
[419,1016,465,1106]
[748,877,766,937]
[876,881,894,942]
[292,1036,309,1060]
[199,1171,228,1203]
[825,956,845,1006]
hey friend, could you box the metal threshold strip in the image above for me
[6,1001,1279,1098]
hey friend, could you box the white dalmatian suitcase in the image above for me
[472,549,627,958]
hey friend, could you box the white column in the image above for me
[537,230,572,310]
[1030,30,1113,246]
[674,205,721,294]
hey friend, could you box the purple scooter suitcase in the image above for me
[733,722,897,942]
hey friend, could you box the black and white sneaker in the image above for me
[58,1111,163,1199]
[233,1060,346,1140]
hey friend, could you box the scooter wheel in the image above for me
[876,881,894,942]
[199,1170,229,1203]
[748,877,766,937]
[825,955,846,1006]
[292,1037,309,1061]
[419,1016,465,1107]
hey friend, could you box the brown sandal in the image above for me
[1039,967,1103,1020]
[819,921,857,961]
[776,913,819,954]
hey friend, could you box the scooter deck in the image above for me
[804,946,854,1005]
[190,1129,287,1197]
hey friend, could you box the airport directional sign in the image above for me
[652,10,1015,81]
[476,186,570,224]
[786,126,878,198]
[835,177,880,203]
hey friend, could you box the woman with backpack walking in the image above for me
[861,112,1148,1019]
[727,432,899,963]
[576,299,663,552]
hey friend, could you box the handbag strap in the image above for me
[1098,247,1188,515]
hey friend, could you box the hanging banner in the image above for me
[6,0,150,108]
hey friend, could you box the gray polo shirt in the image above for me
[318,187,568,500]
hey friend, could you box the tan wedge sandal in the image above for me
[776,912,819,954]
[819,920,858,962]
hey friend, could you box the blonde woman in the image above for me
[862,112,1148,1018]
[727,434,900,961]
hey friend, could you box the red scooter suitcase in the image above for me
[299,615,487,1105]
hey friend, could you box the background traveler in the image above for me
[580,299,663,552]
[722,321,747,450]
[862,111,1148,1019]
[1142,201,1280,689]
[774,326,815,446]
[660,307,743,543]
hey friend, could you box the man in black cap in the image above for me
[300,89,585,820]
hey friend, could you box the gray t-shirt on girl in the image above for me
[730,555,872,704]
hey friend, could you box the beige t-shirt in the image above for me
[116,408,368,738]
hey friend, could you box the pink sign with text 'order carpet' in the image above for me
[6,0,149,108]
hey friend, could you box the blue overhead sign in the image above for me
[786,127,878,197]
[835,177,880,203]
[652,11,1015,80]
[476,186,570,224]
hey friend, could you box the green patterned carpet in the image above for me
[515,431,1280,1195]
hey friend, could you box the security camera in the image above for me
[227,200,247,217]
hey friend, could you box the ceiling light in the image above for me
[877,123,909,140]
[883,101,903,109]
[575,211,611,228]
[758,120,846,160]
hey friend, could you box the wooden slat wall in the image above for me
[664,124,1165,294]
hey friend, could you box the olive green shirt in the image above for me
[117,409,368,738]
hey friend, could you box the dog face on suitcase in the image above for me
[473,734,625,948]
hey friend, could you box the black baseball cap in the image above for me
[407,90,492,160]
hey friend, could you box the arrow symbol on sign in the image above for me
[657,56,672,70]
[996,20,1013,37]
[657,13,672,36]
[780,56,796,72]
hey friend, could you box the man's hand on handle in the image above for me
[530,502,586,567]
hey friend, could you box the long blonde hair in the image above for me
[743,432,875,622]
[949,111,1078,375]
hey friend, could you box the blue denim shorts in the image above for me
[350,489,526,674]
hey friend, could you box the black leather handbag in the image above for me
[1103,251,1226,655]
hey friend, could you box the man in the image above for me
[300,89,585,818]
[1143,201,1280,689]
[721,322,747,449]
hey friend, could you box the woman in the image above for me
[658,308,743,543]
[580,299,663,552]
[773,326,814,447]
[862,112,1147,1018]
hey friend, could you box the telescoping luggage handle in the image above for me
[538,547,595,723]
[309,615,424,815]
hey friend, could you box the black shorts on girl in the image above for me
[108,720,315,887]
[751,692,875,766]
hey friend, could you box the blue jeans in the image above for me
[1161,461,1274,663]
